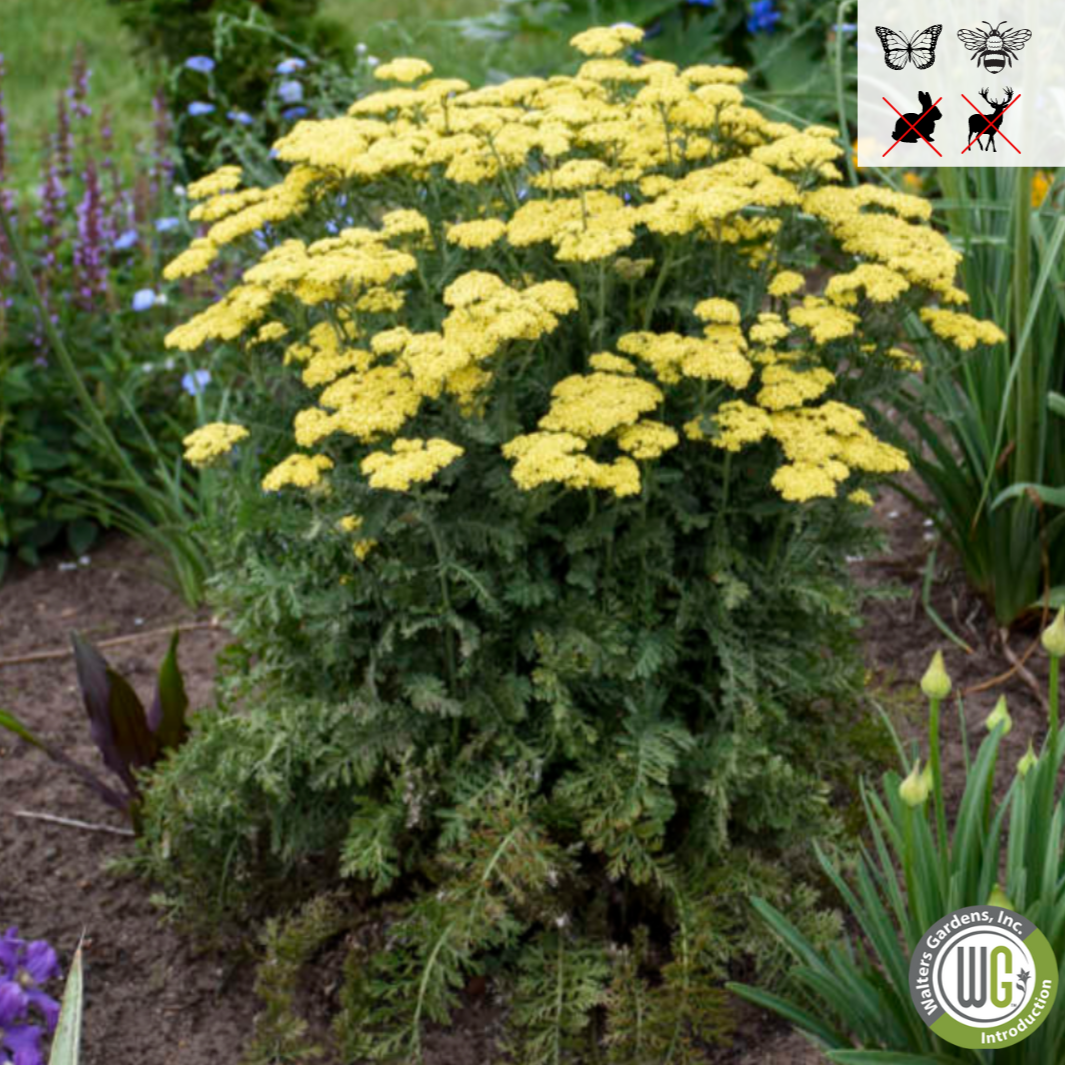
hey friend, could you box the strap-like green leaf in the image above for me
[0,706,47,749]
[725,982,844,1048]
[148,631,189,751]
[49,942,83,1065]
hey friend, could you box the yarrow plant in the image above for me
[0,929,61,1065]
[152,23,1005,1060]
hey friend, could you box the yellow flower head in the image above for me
[374,57,434,83]
[262,453,335,492]
[767,271,805,298]
[361,437,464,491]
[693,297,741,325]
[183,422,249,468]
[569,24,645,57]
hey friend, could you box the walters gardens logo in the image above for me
[910,905,1058,1048]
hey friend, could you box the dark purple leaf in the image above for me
[148,631,189,751]
[72,632,158,798]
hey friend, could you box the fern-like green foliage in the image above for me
[245,895,348,1065]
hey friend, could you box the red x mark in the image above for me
[961,92,1021,154]
[882,96,943,158]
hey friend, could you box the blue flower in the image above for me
[686,0,715,5]
[276,57,307,74]
[282,106,308,121]
[187,101,215,117]
[181,369,211,396]
[277,79,304,104]
[747,0,781,33]
[834,22,857,32]
[155,217,179,233]
[131,289,158,312]
[184,56,215,73]
[113,229,138,251]
[227,109,254,126]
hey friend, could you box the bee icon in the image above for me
[958,21,1032,74]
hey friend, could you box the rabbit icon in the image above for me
[891,91,942,143]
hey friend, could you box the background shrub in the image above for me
[0,53,206,576]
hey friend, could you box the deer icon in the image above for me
[967,87,1015,151]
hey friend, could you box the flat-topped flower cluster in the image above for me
[166,22,1003,513]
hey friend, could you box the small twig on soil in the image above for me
[962,628,1049,713]
[0,620,223,669]
[13,809,134,837]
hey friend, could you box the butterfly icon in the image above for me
[875,25,943,70]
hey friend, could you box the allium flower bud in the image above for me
[899,760,931,807]
[988,883,1016,911]
[1042,608,1065,659]
[1017,741,1038,778]
[985,696,1013,736]
[920,651,952,701]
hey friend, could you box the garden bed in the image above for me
[0,484,1046,1065]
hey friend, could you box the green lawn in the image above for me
[0,0,153,189]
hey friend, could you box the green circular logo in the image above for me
[910,905,1058,1048]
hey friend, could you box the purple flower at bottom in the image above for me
[282,107,308,121]
[0,928,61,1065]
[187,101,215,117]
[181,369,211,396]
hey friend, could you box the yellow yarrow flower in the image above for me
[920,308,1007,351]
[446,219,507,249]
[539,372,663,439]
[262,453,335,492]
[361,437,464,491]
[693,297,741,325]
[767,271,804,298]
[569,24,645,57]
[617,420,679,460]
[374,57,434,83]
[187,165,243,200]
[503,431,641,497]
[183,423,249,468]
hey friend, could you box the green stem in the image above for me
[832,0,857,185]
[1050,656,1060,748]
[1013,167,1034,482]
[642,245,675,330]
[423,510,458,698]
[929,696,950,881]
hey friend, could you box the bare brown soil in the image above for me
[0,483,1051,1064]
